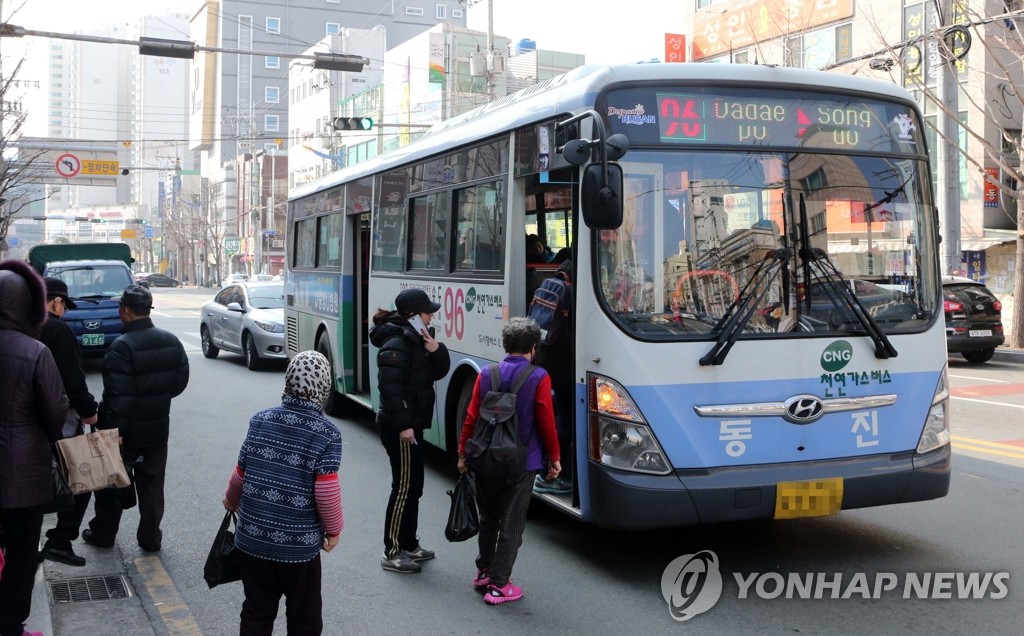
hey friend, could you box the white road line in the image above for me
[151,311,173,318]
[948,374,1008,383]
[950,395,1024,409]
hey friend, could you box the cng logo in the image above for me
[820,340,853,372]
[464,287,477,312]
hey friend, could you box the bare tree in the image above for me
[861,7,1024,345]
[0,54,51,253]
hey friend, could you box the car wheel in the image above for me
[244,333,262,370]
[201,325,219,359]
[962,348,995,364]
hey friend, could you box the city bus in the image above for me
[284,63,950,530]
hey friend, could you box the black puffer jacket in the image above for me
[0,260,68,509]
[98,317,189,447]
[369,313,450,434]
[39,312,98,421]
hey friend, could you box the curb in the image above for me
[992,347,1024,364]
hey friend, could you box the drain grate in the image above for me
[50,575,132,604]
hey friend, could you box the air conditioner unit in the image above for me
[271,239,285,248]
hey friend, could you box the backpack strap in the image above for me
[509,364,537,393]
[488,364,501,393]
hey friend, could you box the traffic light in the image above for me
[332,117,374,131]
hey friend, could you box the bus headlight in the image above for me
[916,365,950,454]
[588,374,671,475]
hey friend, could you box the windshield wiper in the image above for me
[805,247,898,359]
[700,248,789,366]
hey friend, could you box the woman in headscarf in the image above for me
[223,350,343,635]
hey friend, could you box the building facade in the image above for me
[683,0,1023,291]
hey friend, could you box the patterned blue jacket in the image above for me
[235,395,342,562]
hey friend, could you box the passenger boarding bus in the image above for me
[285,64,950,530]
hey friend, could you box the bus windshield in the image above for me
[597,149,939,340]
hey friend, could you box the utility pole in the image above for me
[937,0,961,275]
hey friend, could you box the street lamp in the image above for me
[0,24,370,71]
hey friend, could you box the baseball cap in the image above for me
[117,284,154,312]
[44,277,77,309]
[395,288,440,315]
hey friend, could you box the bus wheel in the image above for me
[450,380,474,455]
[317,337,344,416]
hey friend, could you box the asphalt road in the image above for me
[35,288,1024,635]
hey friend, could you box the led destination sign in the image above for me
[603,87,923,154]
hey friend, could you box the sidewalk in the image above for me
[26,564,52,636]
[28,521,155,636]
[993,346,1024,364]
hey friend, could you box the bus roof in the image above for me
[290,63,917,202]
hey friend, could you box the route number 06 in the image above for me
[443,287,465,340]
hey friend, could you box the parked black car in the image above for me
[136,272,180,288]
[943,276,1004,364]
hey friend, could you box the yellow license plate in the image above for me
[773,478,844,520]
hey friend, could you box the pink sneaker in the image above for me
[484,581,523,605]
[472,569,490,591]
[22,630,44,636]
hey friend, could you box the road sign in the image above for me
[121,229,138,239]
[55,153,81,178]
[144,225,153,238]
[82,159,120,176]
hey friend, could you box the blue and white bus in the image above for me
[285,63,949,529]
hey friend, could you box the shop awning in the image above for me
[270,256,284,263]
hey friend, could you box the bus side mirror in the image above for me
[581,162,623,230]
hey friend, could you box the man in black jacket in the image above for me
[39,278,99,567]
[84,285,189,553]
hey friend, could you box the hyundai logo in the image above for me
[783,395,825,424]
[85,321,101,330]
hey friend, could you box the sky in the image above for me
[1,0,690,134]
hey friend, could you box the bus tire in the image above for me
[317,337,345,417]
[450,379,475,456]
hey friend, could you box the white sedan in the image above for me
[200,281,285,370]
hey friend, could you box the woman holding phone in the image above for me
[369,288,450,573]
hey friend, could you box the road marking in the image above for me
[948,374,1008,383]
[134,555,203,635]
[151,311,173,318]
[950,395,1024,409]
[951,435,1024,461]
[950,382,1024,398]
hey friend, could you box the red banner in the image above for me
[692,0,855,61]
[665,34,686,63]
[984,167,999,208]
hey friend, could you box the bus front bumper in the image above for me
[585,444,951,530]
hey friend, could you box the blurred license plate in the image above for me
[774,478,843,520]
[969,330,992,337]
[82,334,105,346]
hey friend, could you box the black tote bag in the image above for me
[204,511,242,588]
[444,475,479,542]
[45,455,75,514]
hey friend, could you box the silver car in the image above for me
[200,282,285,370]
